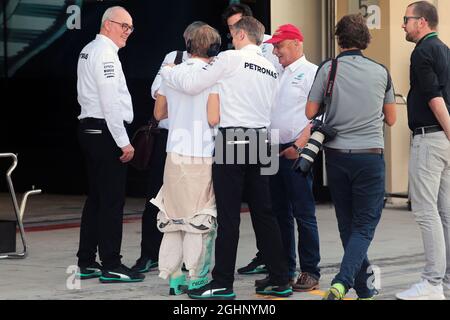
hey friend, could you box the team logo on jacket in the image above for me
[103,62,115,79]
[244,62,278,79]
[294,73,305,81]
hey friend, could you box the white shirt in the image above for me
[151,50,189,130]
[159,58,216,158]
[77,34,133,148]
[161,45,278,129]
[271,56,318,144]
[261,34,283,75]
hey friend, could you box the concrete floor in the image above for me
[0,194,448,300]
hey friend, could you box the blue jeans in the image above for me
[326,152,385,298]
[269,151,321,280]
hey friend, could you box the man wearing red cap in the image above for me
[252,24,321,292]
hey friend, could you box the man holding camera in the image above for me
[306,14,396,300]
[249,24,321,292]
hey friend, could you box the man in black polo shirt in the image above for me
[396,1,450,300]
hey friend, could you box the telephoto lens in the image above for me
[294,131,326,174]
[292,120,337,175]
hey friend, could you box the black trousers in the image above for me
[77,121,127,270]
[211,128,289,288]
[139,129,167,260]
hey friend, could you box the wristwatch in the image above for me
[293,144,303,155]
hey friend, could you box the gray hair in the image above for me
[183,21,207,42]
[232,16,265,45]
[101,6,127,28]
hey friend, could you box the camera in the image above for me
[292,119,337,174]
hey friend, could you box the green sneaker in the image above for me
[131,257,158,273]
[169,274,188,296]
[77,262,102,280]
[99,264,145,283]
[237,257,268,275]
[255,282,293,298]
[188,281,236,300]
[188,277,210,290]
[357,297,375,300]
[323,283,346,300]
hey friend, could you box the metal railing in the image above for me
[0,153,41,259]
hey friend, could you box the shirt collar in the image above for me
[241,44,262,54]
[186,57,208,65]
[285,55,307,73]
[416,32,438,47]
[337,49,363,58]
[97,34,119,53]
[263,34,272,42]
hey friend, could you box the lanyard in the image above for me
[423,32,438,41]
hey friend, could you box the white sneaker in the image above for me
[444,281,450,291]
[396,280,445,300]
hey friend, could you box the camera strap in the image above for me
[323,58,338,123]
[325,59,338,99]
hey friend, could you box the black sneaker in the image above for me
[100,264,145,283]
[255,275,297,287]
[131,257,158,273]
[255,275,271,287]
[77,262,102,280]
[188,281,236,300]
[237,256,268,275]
[256,282,293,298]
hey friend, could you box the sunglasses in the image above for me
[403,16,422,24]
[109,20,134,33]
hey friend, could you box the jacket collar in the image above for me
[285,55,308,73]
[416,32,438,47]
[337,49,363,58]
[96,34,119,53]
[241,44,262,54]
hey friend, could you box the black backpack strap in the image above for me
[174,50,183,65]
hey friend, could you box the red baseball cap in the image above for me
[264,24,304,44]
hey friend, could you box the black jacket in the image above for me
[407,33,450,131]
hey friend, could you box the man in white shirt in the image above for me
[131,21,207,275]
[161,16,291,300]
[151,24,221,296]
[256,24,321,292]
[222,3,281,276]
[76,6,144,283]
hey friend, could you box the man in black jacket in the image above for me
[396,1,450,300]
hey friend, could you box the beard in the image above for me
[405,32,417,43]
